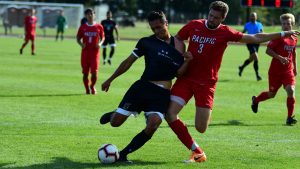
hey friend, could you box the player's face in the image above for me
[250,13,257,22]
[281,19,293,31]
[85,12,95,22]
[207,9,224,29]
[149,19,169,40]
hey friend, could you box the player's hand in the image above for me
[284,30,300,37]
[81,43,86,49]
[294,69,298,76]
[182,51,193,61]
[279,56,289,65]
[96,44,101,48]
[116,36,120,41]
[102,80,111,92]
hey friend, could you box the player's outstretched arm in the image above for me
[102,55,137,92]
[240,30,300,44]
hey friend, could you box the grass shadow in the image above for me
[0,93,84,98]
[1,157,167,169]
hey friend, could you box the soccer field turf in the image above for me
[0,37,299,169]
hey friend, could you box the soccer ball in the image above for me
[98,144,119,163]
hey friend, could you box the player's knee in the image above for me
[268,92,276,98]
[195,123,207,133]
[110,120,122,127]
[145,117,162,135]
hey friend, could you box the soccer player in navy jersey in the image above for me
[100,11,192,163]
[101,11,119,65]
[165,1,299,163]
[238,12,264,81]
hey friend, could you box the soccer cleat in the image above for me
[184,152,206,163]
[85,88,90,95]
[31,52,35,55]
[251,96,258,113]
[103,60,106,65]
[20,49,23,55]
[100,112,113,125]
[286,116,297,126]
[256,75,262,81]
[238,66,243,77]
[117,152,133,164]
[108,59,111,65]
[90,86,97,95]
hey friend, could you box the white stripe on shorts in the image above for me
[170,95,186,106]
[116,108,138,117]
[144,111,164,120]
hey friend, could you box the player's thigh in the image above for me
[268,73,282,93]
[283,73,296,96]
[110,112,129,127]
[195,107,211,133]
[90,50,100,73]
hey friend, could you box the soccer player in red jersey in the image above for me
[252,13,298,126]
[20,8,37,55]
[77,9,105,95]
[165,1,300,163]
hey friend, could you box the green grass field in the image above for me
[0,35,300,169]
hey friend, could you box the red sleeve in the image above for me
[77,25,83,39]
[267,39,280,51]
[177,20,194,41]
[98,24,104,39]
[226,26,243,42]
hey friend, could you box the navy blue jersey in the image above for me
[101,19,116,38]
[132,35,184,81]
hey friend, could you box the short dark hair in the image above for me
[107,11,112,15]
[84,8,94,15]
[147,11,167,22]
[209,1,229,18]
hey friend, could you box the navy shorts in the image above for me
[116,80,170,117]
[102,36,115,47]
[246,44,260,54]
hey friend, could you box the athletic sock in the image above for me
[119,130,152,158]
[91,75,97,89]
[83,78,89,92]
[31,43,35,54]
[287,97,295,118]
[255,91,270,103]
[254,60,259,76]
[241,59,251,69]
[168,119,203,153]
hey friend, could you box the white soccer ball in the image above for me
[98,144,120,164]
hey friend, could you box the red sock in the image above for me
[31,42,35,53]
[256,91,270,103]
[168,119,203,153]
[91,75,97,88]
[83,78,89,91]
[287,97,295,117]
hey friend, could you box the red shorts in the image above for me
[171,79,216,109]
[269,72,295,93]
[25,33,35,41]
[81,49,100,74]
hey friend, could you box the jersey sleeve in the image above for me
[132,38,145,58]
[76,26,83,39]
[98,24,105,39]
[226,26,243,42]
[177,20,194,40]
[267,39,280,50]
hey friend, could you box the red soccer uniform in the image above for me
[171,19,243,108]
[77,22,104,74]
[267,36,298,92]
[24,16,37,40]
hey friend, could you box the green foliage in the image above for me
[0,36,300,169]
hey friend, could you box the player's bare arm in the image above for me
[293,51,297,76]
[76,36,85,49]
[102,55,137,92]
[240,30,300,44]
[97,37,105,48]
[266,47,289,65]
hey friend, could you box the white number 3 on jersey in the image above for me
[198,44,204,53]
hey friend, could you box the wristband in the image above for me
[280,31,285,37]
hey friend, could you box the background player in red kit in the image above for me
[165,1,300,163]
[20,8,37,55]
[77,8,105,94]
[251,13,298,126]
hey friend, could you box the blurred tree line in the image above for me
[27,0,300,25]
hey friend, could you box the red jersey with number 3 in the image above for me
[177,19,243,84]
[24,16,37,35]
[77,22,104,50]
[267,36,297,74]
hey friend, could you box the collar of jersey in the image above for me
[86,22,96,27]
[205,20,220,30]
